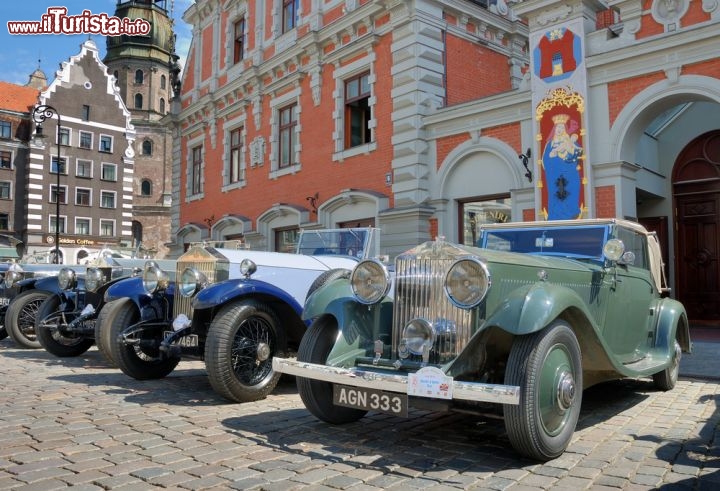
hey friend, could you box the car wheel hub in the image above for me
[256,342,271,362]
[556,371,575,411]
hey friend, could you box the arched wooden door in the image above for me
[673,130,720,323]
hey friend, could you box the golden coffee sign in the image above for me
[45,235,103,246]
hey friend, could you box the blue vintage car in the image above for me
[34,255,175,360]
[273,219,690,461]
[2,262,87,348]
[101,228,380,403]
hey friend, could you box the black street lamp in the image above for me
[32,104,63,264]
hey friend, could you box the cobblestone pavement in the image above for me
[0,339,718,490]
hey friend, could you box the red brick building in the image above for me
[0,81,39,259]
[171,0,720,324]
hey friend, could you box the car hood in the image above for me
[400,239,602,273]
[213,248,359,272]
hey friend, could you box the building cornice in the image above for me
[424,89,532,138]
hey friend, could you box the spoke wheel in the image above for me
[36,295,94,357]
[107,298,179,380]
[504,320,582,461]
[5,290,50,349]
[297,315,367,424]
[205,300,284,403]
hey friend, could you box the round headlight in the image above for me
[350,259,390,305]
[444,258,490,309]
[85,267,106,292]
[240,258,257,277]
[401,318,435,356]
[4,269,23,288]
[58,268,77,290]
[603,239,625,262]
[143,262,169,294]
[179,267,207,297]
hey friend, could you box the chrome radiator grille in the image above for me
[173,248,229,319]
[392,256,474,363]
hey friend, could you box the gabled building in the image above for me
[172,0,720,325]
[103,0,179,258]
[0,80,39,259]
[26,40,136,264]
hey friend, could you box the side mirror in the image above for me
[619,251,636,265]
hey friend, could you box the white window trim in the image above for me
[75,187,93,206]
[99,218,115,237]
[51,156,69,175]
[58,127,72,147]
[49,215,67,234]
[0,120,12,139]
[78,130,94,150]
[222,115,247,192]
[269,88,302,179]
[50,184,69,204]
[74,217,92,235]
[225,9,248,75]
[272,0,303,37]
[99,134,114,153]
[100,190,117,209]
[0,180,12,200]
[75,158,93,178]
[0,148,13,170]
[186,135,205,202]
[332,53,377,162]
[101,162,117,182]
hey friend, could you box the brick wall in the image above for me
[607,72,666,126]
[595,185,616,218]
[445,33,512,106]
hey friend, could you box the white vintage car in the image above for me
[100,228,380,403]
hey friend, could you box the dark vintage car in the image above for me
[1,262,87,348]
[34,256,175,360]
[102,228,379,403]
[273,219,690,461]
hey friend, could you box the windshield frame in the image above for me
[478,224,610,261]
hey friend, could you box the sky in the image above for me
[0,0,193,87]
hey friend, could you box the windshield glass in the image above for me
[296,229,370,258]
[479,225,608,259]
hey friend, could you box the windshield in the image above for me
[479,225,608,259]
[296,229,372,258]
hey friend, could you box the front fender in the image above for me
[655,298,690,353]
[105,277,175,302]
[485,282,598,335]
[302,276,358,321]
[192,278,303,315]
[34,275,84,295]
[16,278,39,292]
[104,276,175,319]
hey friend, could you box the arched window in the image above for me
[160,98,166,114]
[160,74,166,89]
[132,220,143,247]
[141,179,152,196]
[135,69,144,84]
[135,93,143,109]
[142,139,152,155]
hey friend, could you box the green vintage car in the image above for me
[273,218,690,461]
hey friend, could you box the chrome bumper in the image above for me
[272,358,520,405]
